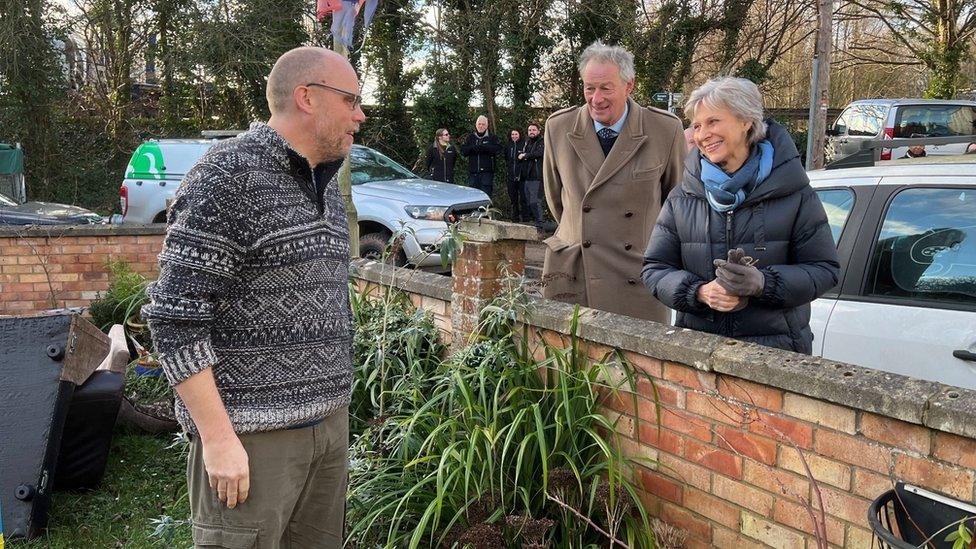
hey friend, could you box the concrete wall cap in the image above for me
[458,218,543,243]
[349,259,453,301]
[0,223,167,238]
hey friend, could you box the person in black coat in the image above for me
[519,122,545,223]
[642,77,839,354]
[424,128,458,183]
[460,115,502,196]
[505,129,526,220]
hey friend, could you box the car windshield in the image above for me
[0,192,17,207]
[349,147,418,185]
[893,105,976,138]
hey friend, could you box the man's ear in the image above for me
[293,85,315,115]
[625,78,635,96]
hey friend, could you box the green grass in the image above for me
[23,433,191,548]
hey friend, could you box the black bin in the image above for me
[869,482,976,548]
[54,371,124,491]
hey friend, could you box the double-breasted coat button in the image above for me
[582,240,592,248]
[627,279,636,285]
[624,211,633,217]
[624,243,632,250]
[582,205,592,212]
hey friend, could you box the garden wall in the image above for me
[0,225,165,315]
[351,219,976,549]
[5,220,976,548]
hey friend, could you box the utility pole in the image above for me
[805,0,833,170]
[334,40,359,257]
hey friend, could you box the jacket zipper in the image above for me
[722,210,734,337]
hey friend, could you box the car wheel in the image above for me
[359,232,407,267]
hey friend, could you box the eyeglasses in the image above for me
[305,82,363,110]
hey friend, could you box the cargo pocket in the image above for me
[192,522,259,549]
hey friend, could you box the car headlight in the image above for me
[404,205,448,220]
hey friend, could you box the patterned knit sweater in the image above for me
[143,122,352,435]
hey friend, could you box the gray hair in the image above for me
[685,77,767,144]
[578,40,635,84]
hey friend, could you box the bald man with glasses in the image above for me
[143,46,365,548]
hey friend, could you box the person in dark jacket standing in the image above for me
[519,122,545,223]
[642,77,839,354]
[505,128,526,220]
[460,115,502,196]
[425,128,458,183]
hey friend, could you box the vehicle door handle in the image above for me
[953,350,976,362]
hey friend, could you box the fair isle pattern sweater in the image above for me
[143,122,352,435]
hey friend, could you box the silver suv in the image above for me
[120,140,490,267]
[826,99,976,162]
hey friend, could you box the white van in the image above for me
[120,140,216,224]
[826,99,976,162]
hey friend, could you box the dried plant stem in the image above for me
[545,493,630,549]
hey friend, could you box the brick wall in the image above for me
[6,220,976,548]
[0,225,165,315]
[351,219,976,549]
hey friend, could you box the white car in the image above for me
[120,139,490,267]
[808,155,976,388]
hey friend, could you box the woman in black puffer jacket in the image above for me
[641,77,839,354]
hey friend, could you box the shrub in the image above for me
[346,281,656,548]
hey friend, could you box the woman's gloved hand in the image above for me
[713,248,764,297]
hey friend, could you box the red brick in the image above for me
[741,512,807,548]
[660,502,712,542]
[750,411,814,449]
[852,468,894,500]
[657,453,711,491]
[621,351,663,377]
[686,391,751,427]
[893,454,975,501]
[778,446,851,490]
[639,379,682,409]
[661,407,713,442]
[714,425,777,465]
[718,376,784,411]
[860,413,931,455]
[684,439,743,479]
[846,525,875,549]
[713,473,774,514]
[60,245,92,254]
[640,469,683,504]
[933,432,976,469]
[773,497,845,546]
[742,460,810,500]
[82,271,108,281]
[712,525,765,549]
[783,393,857,435]
[814,430,892,473]
[820,486,871,524]
[17,255,40,265]
[663,362,716,391]
[638,424,684,456]
[684,487,741,529]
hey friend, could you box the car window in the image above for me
[833,107,854,135]
[847,105,885,137]
[865,187,976,306]
[892,105,976,138]
[815,189,855,245]
[349,147,418,185]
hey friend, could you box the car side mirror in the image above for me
[826,126,842,136]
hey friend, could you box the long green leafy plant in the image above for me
[346,279,656,548]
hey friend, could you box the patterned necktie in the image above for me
[597,127,618,156]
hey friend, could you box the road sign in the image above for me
[652,92,669,102]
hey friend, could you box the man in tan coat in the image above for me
[542,40,685,323]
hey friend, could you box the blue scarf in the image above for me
[700,140,774,212]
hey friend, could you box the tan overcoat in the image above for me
[541,98,685,323]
